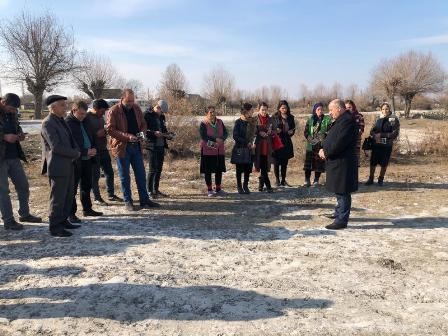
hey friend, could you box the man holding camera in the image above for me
[144,100,173,199]
[106,89,159,211]
[0,93,42,230]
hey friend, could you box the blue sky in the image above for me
[0,0,447,98]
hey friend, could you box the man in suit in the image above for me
[41,95,81,237]
[0,93,42,230]
[319,99,358,230]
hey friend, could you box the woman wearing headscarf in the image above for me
[199,106,228,196]
[272,100,296,187]
[365,102,400,186]
[231,103,257,194]
[345,99,365,167]
[303,102,332,187]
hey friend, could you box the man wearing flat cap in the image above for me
[0,93,42,230]
[41,95,81,237]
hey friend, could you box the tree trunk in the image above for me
[34,91,44,119]
[391,96,396,115]
[404,96,413,119]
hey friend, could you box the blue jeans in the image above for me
[116,143,149,205]
[335,193,352,225]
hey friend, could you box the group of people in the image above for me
[0,89,400,236]
[1,89,172,237]
[199,98,400,229]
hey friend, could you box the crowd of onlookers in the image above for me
[0,90,400,236]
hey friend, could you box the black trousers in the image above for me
[205,172,222,188]
[92,150,115,200]
[146,147,165,193]
[71,159,93,215]
[236,163,252,188]
[49,167,74,230]
[274,158,289,182]
[259,155,271,189]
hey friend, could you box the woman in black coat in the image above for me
[365,102,400,186]
[231,103,256,194]
[272,100,295,187]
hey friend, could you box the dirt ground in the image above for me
[1,131,448,335]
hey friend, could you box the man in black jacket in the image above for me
[65,100,103,223]
[319,99,358,230]
[144,100,172,198]
[0,93,42,230]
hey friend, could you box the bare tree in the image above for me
[345,83,359,100]
[269,85,283,106]
[203,65,234,110]
[371,58,403,113]
[396,51,445,118]
[125,79,144,97]
[330,82,343,98]
[0,12,77,118]
[372,51,446,118]
[74,52,118,99]
[159,63,187,101]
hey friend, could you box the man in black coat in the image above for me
[65,100,103,223]
[319,99,358,230]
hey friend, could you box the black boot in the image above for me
[265,176,273,193]
[365,176,374,185]
[236,173,244,194]
[378,176,384,186]
[258,176,264,192]
[243,172,251,194]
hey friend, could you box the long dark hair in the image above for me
[344,99,358,113]
[277,100,291,115]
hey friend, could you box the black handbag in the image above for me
[231,147,251,164]
[362,136,374,150]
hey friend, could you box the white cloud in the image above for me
[402,33,448,46]
[79,37,194,58]
[91,0,183,18]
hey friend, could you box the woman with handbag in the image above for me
[254,102,274,193]
[199,106,228,197]
[303,102,332,187]
[365,102,400,186]
[272,100,296,187]
[231,103,256,194]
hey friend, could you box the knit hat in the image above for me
[155,100,168,113]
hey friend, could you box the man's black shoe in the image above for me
[243,186,251,194]
[62,220,81,229]
[4,220,24,231]
[365,178,374,186]
[156,191,168,197]
[140,200,160,209]
[108,194,123,202]
[94,198,108,206]
[237,187,245,194]
[69,215,82,223]
[50,228,73,237]
[83,209,103,217]
[325,222,348,230]
[125,202,139,211]
[19,214,42,223]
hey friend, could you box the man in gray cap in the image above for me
[41,95,81,237]
[143,99,173,198]
[0,93,42,230]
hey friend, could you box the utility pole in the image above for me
[21,81,25,97]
